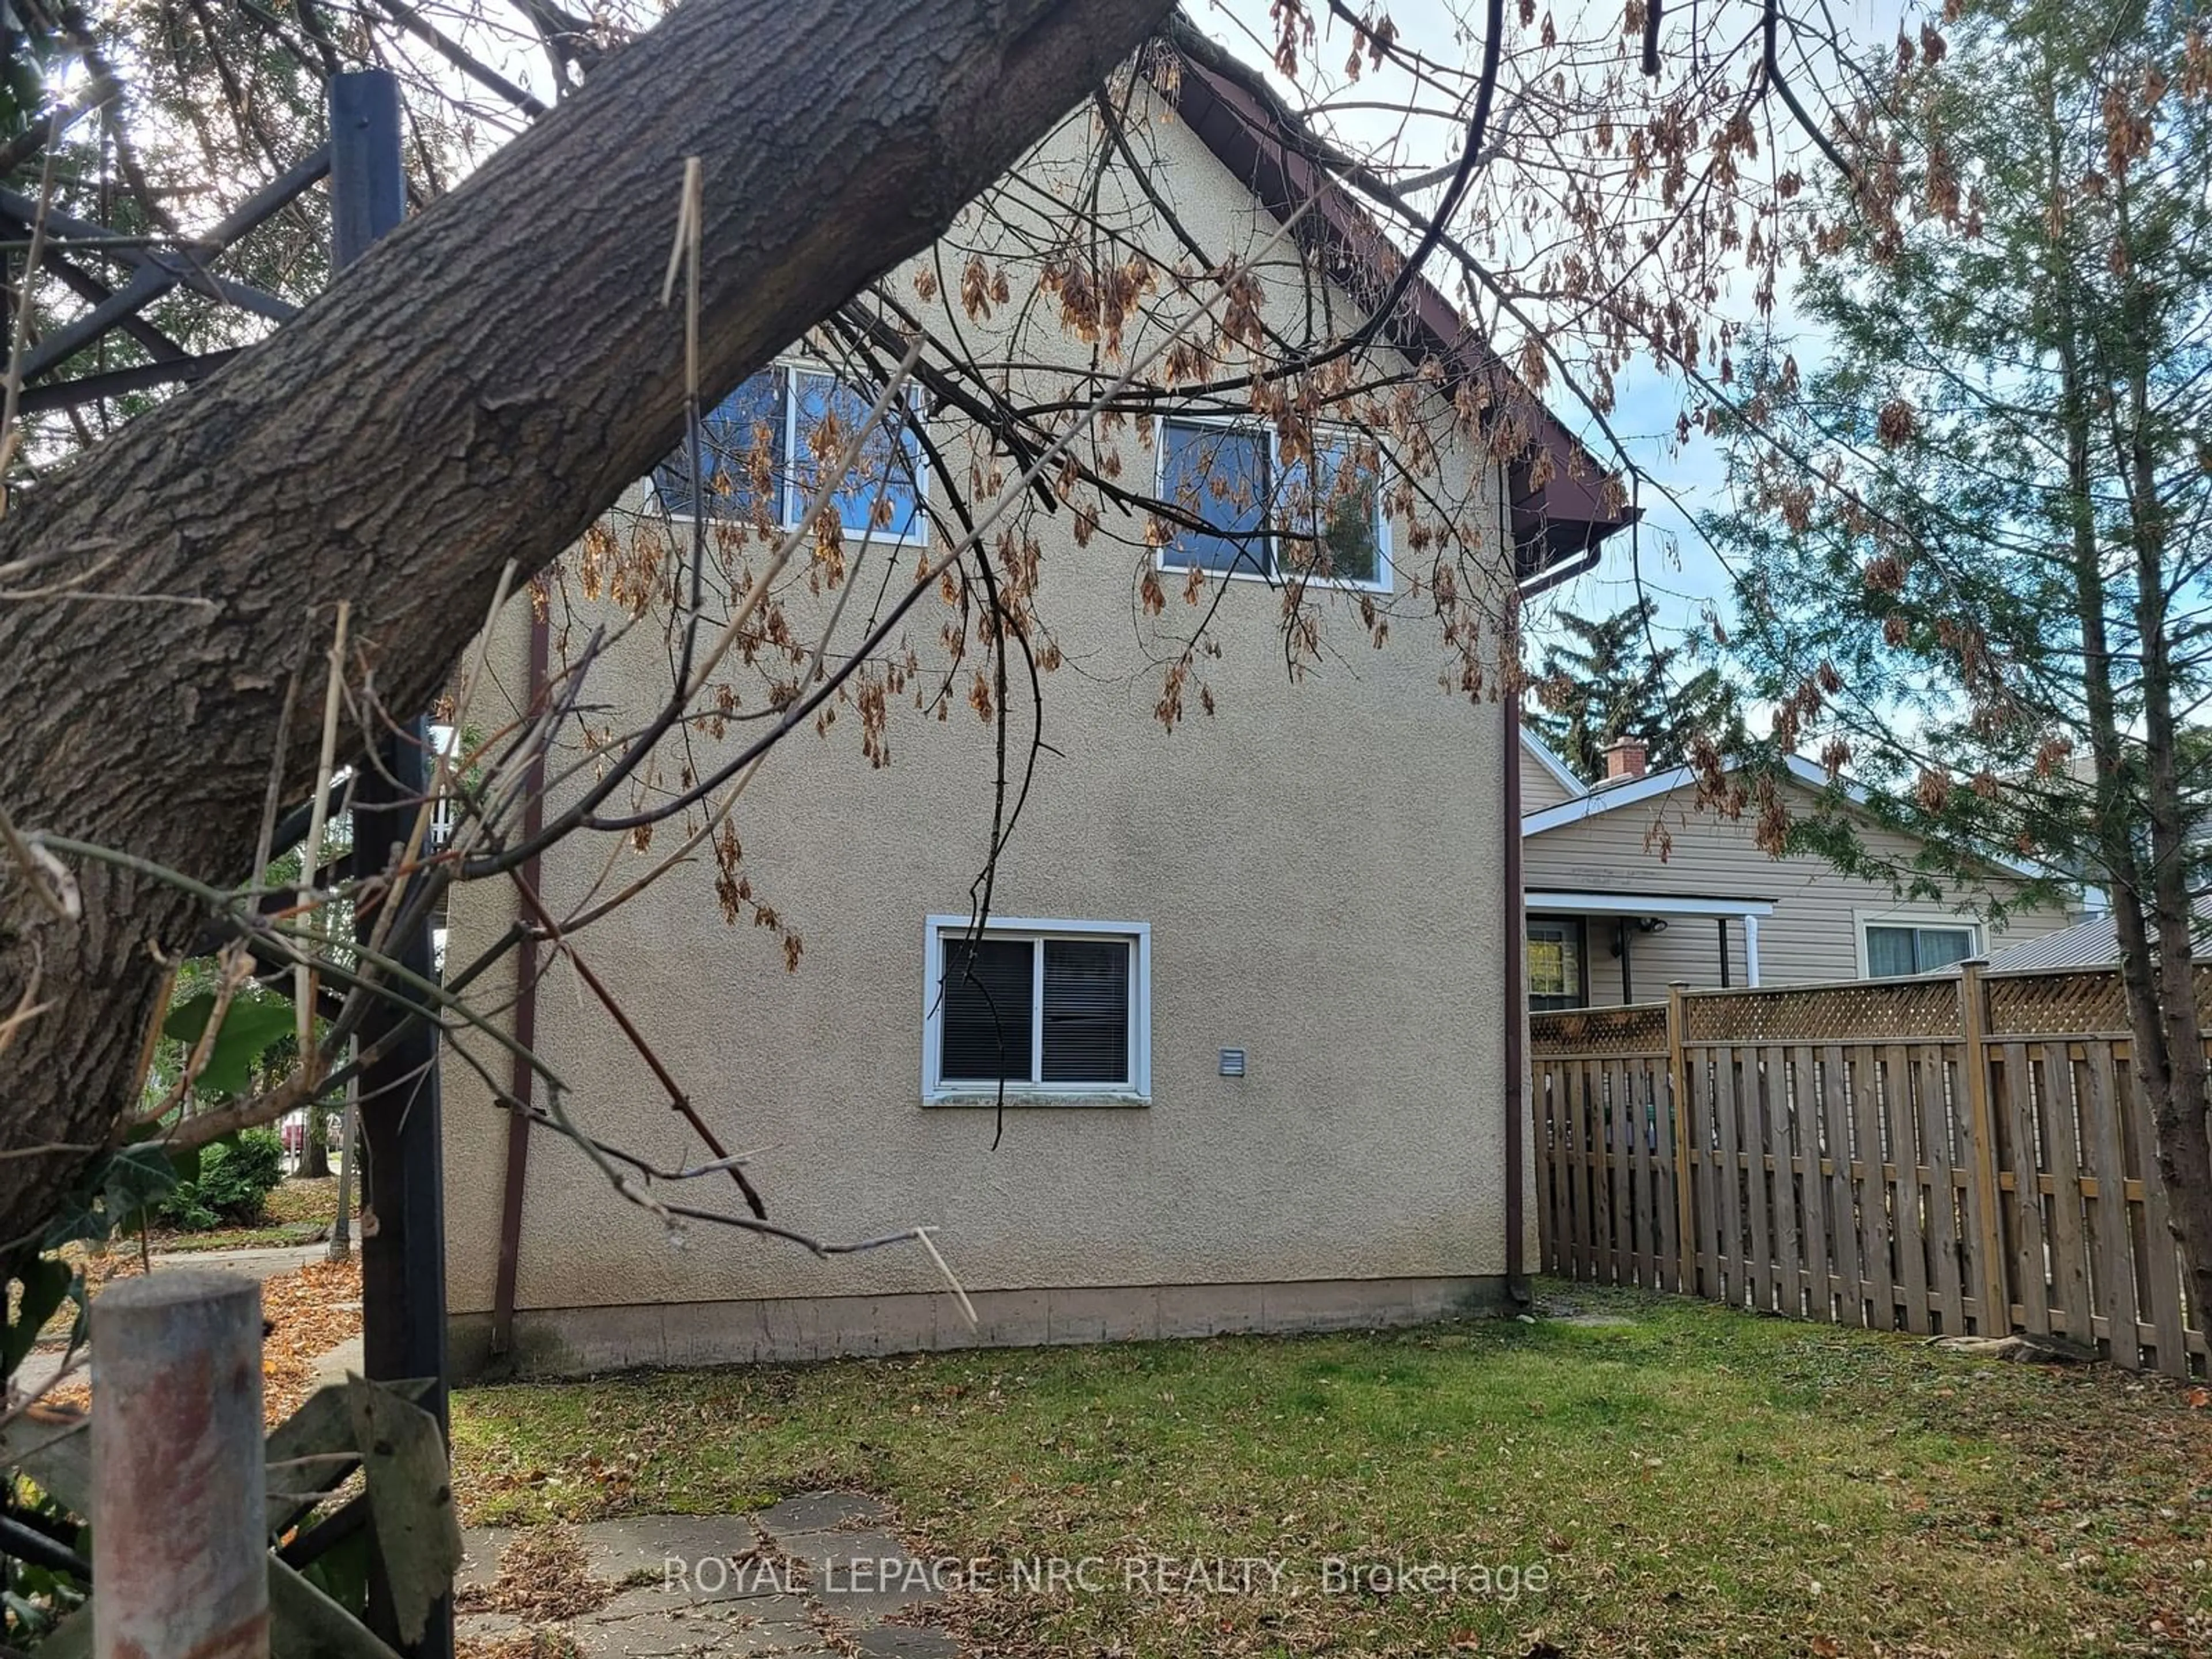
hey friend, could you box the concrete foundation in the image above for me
[451,1274,1509,1378]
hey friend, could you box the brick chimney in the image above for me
[1605,736,1648,782]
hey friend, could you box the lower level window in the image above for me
[925,917,1150,1099]
[1865,923,1977,977]
[1528,918,1586,1011]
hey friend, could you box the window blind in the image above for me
[1040,938,1131,1083]
[941,937,1034,1082]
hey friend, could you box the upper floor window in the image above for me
[654,363,927,540]
[1156,416,1389,590]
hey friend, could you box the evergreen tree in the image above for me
[1706,0,2212,1307]
[1530,598,1747,782]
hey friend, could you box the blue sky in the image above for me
[1536,359,1741,655]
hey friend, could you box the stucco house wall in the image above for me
[1522,763,2074,1005]
[440,96,1540,1377]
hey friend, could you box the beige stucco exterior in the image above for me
[1520,736,2075,1005]
[440,99,1536,1377]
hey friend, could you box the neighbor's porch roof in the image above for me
[1525,891,1775,919]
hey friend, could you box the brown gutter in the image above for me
[489,601,550,1358]
[1503,687,1527,1296]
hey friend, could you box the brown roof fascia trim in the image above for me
[1150,23,1631,591]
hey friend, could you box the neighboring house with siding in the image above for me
[438,40,1629,1378]
[1518,729,2075,1008]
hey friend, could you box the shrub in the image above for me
[158,1128,286,1230]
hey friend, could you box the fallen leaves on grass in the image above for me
[263,1176,350,1228]
[260,1256,362,1422]
[41,1255,362,1430]
[455,1527,613,1624]
[457,1630,581,1659]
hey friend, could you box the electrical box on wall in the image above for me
[1219,1048,1247,1077]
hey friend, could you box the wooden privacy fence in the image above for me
[1531,964,2207,1377]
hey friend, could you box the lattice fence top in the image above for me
[1984,968,2129,1036]
[1680,976,1962,1044]
[1983,963,2212,1037]
[1530,1002,1668,1056]
[1531,965,2211,1061]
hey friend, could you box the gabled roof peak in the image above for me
[1154,14,1634,594]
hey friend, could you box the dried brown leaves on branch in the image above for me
[0,0,1903,1249]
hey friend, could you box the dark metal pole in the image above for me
[1718,917,1731,988]
[329,77,402,268]
[332,68,452,1659]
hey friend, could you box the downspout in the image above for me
[1503,684,1529,1303]
[490,602,551,1359]
[1501,461,1531,1306]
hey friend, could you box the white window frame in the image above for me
[1152,412,1395,595]
[1854,912,1982,978]
[921,915,1152,1104]
[656,354,931,546]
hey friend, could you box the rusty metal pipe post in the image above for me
[92,1269,269,1659]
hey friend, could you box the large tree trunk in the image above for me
[2062,317,2212,1329]
[2118,168,2212,1318]
[301,1107,331,1180]
[0,0,1172,1245]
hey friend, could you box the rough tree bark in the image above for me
[0,0,1173,1245]
[2119,165,2212,1317]
[2056,162,2212,1315]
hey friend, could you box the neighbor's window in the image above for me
[1864,923,1977,978]
[654,363,926,539]
[925,917,1151,1100]
[1528,918,1586,1012]
[1157,417,1387,588]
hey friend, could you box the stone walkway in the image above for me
[458,1493,959,1657]
[152,1241,333,1280]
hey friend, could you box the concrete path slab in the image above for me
[457,1494,957,1657]
[768,1528,936,1626]
[147,1243,329,1280]
[456,1610,524,1643]
[854,1628,961,1658]
[456,1528,511,1594]
[577,1513,778,1590]
[755,1491,888,1536]
[308,1333,364,1390]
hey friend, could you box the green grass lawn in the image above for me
[450,1282,2212,1657]
[146,1175,353,1253]
[148,1218,328,1252]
